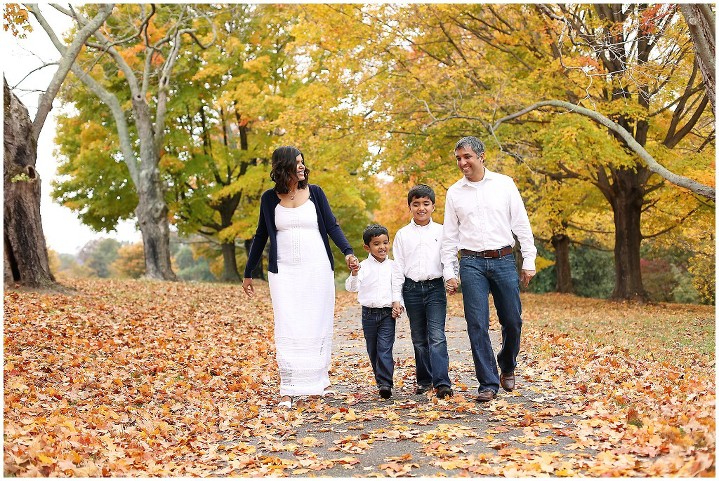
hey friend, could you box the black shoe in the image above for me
[379,386,392,399]
[436,385,453,399]
[415,385,432,395]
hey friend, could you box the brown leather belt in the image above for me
[460,246,513,258]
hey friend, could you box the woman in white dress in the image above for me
[242,146,358,408]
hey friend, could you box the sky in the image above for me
[3,5,142,255]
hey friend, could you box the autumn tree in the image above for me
[164,4,289,281]
[110,242,145,279]
[52,5,377,280]
[302,4,714,300]
[3,3,113,288]
[32,4,217,281]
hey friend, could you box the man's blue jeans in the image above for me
[459,254,522,393]
[402,278,451,389]
[361,306,396,388]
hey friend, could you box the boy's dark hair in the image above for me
[407,184,435,205]
[362,224,389,245]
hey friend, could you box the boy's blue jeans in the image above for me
[402,278,451,389]
[361,306,396,389]
[459,253,523,394]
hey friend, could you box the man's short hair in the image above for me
[407,184,435,205]
[455,136,486,156]
[363,224,389,245]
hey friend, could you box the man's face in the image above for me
[409,196,434,226]
[454,146,485,181]
[363,234,390,262]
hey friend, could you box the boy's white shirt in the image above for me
[391,219,448,303]
[345,255,395,308]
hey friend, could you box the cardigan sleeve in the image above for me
[314,185,353,256]
[243,192,270,278]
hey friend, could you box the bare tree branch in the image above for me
[26,3,114,142]
[490,100,715,201]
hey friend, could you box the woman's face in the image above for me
[294,154,306,182]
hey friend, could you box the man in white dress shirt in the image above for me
[441,136,536,402]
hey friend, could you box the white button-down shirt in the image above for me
[345,255,394,308]
[441,169,537,279]
[391,219,445,302]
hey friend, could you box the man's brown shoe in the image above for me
[500,372,515,391]
[476,390,496,402]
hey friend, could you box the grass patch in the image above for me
[448,292,715,363]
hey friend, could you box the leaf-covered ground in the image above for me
[4,278,715,476]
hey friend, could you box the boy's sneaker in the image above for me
[436,386,453,399]
[415,385,432,395]
[379,386,392,399]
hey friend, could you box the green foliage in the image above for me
[570,247,616,299]
[528,242,615,299]
[10,173,31,183]
[688,253,716,305]
[525,243,557,293]
[76,238,122,278]
[52,106,138,231]
[173,245,217,282]
[178,261,216,282]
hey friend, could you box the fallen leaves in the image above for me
[3,279,715,476]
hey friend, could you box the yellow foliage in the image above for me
[3,3,32,37]
[110,243,145,279]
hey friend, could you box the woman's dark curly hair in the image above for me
[270,146,310,194]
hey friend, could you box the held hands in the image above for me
[391,301,404,319]
[520,269,536,288]
[445,278,459,295]
[346,254,360,274]
[242,278,255,297]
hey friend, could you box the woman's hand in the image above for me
[242,278,255,297]
[345,254,359,272]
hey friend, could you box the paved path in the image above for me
[244,305,579,477]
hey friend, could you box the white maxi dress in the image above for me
[269,200,334,396]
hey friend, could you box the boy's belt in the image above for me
[460,246,513,258]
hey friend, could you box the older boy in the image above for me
[392,185,453,399]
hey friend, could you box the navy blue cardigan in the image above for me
[244,184,354,277]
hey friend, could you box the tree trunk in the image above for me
[681,4,716,114]
[551,234,573,294]
[135,173,176,281]
[3,79,55,287]
[608,170,647,301]
[133,96,176,281]
[220,242,240,282]
[218,196,242,282]
[244,238,264,280]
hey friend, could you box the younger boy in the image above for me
[392,184,453,399]
[346,224,403,399]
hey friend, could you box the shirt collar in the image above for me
[459,168,496,187]
[366,254,389,264]
[411,218,435,228]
